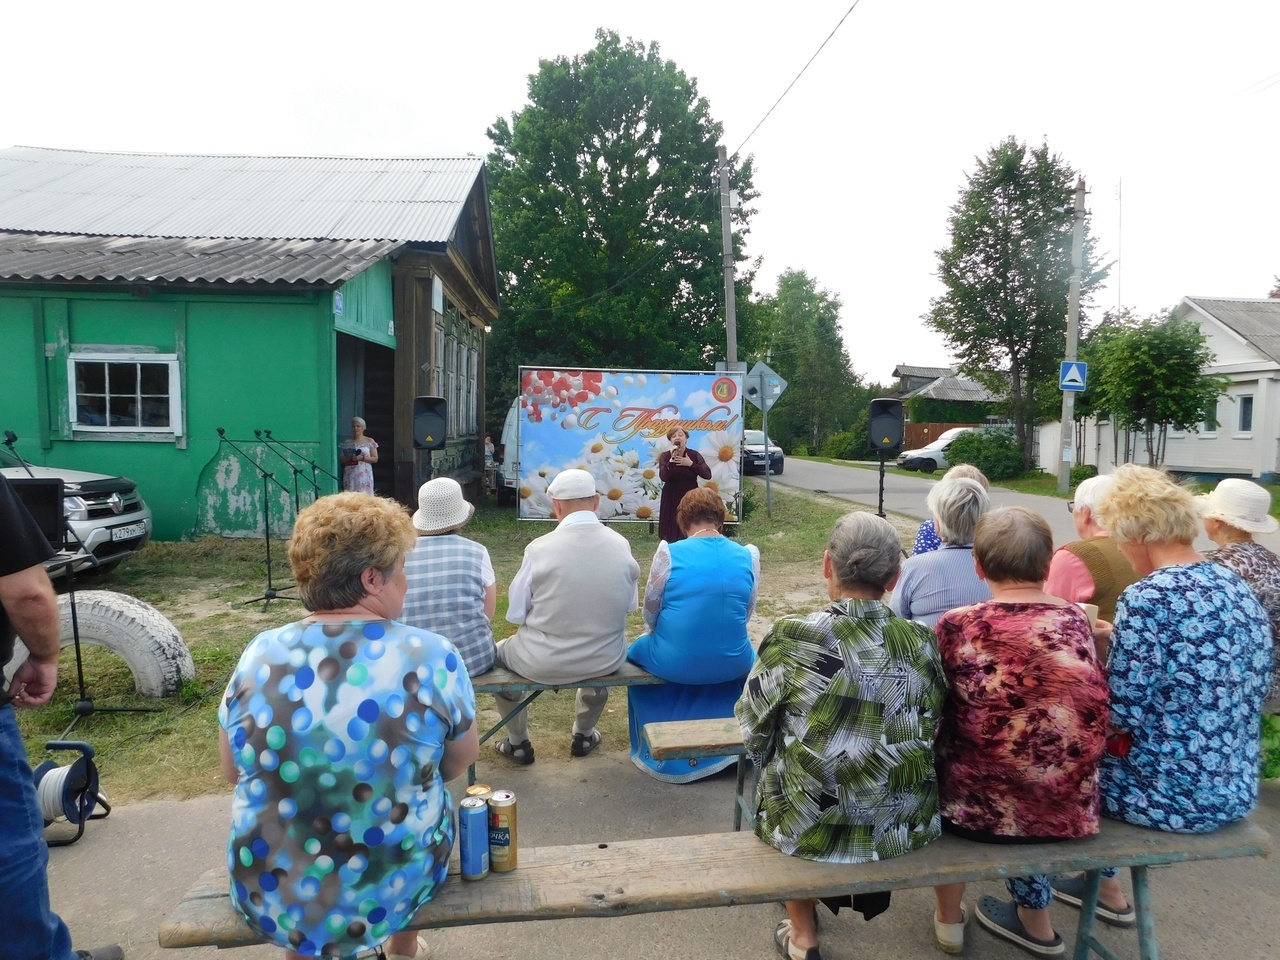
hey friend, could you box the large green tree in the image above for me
[925,137,1109,469]
[485,29,757,425]
[1088,311,1228,466]
[749,269,865,452]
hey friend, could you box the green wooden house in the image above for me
[0,146,498,539]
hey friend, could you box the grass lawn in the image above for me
[18,481,879,802]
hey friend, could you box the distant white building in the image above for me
[1041,297,1280,480]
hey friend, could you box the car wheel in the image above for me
[920,459,937,474]
[7,590,194,698]
[772,458,784,476]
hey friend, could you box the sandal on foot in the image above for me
[1051,873,1136,928]
[570,729,601,757]
[976,897,1064,957]
[934,903,968,954]
[493,738,535,765]
[384,934,429,960]
[774,919,822,960]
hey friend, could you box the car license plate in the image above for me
[111,521,147,542]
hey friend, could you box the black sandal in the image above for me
[493,738,535,765]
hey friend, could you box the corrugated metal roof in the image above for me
[904,375,997,403]
[0,146,485,242]
[1184,297,1280,366]
[893,364,954,380]
[0,231,403,285]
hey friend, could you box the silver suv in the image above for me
[1,439,153,576]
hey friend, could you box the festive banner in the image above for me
[514,368,744,521]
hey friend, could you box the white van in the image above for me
[492,398,521,503]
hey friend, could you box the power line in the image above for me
[732,0,865,158]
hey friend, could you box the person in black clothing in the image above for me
[0,474,124,960]
[656,427,712,543]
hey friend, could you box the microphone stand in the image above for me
[216,429,298,609]
[254,430,304,515]
[262,430,340,496]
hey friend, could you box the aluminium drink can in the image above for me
[459,796,490,880]
[487,789,518,872]
[465,783,493,802]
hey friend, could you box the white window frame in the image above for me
[446,337,458,438]
[67,352,184,436]
[468,345,478,433]
[1235,394,1254,437]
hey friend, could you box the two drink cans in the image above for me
[459,785,517,880]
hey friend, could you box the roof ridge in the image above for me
[10,144,483,162]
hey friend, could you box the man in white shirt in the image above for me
[493,469,640,763]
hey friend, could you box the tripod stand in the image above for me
[216,429,299,609]
[55,534,162,739]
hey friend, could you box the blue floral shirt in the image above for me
[219,620,475,957]
[1102,562,1272,833]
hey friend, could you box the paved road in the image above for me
[766,459,1280,555]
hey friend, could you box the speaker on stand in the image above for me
[868,398,905,520]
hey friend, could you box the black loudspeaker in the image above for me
[868,398,905,452]
[10,477,65,551]
[413,397,447,450]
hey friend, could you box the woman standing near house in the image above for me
[341,416,379,494]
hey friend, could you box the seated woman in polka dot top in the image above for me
[218,492,479,960]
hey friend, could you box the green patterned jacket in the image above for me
[736,598,946,863]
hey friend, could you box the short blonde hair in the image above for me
[943,463,990,491]
[973,507,1054,583]
[289,492,415,612]
[1094,463,1199,546]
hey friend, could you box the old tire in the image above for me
[8,590,194,699]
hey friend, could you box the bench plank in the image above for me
[157,818,1272,950]
[471,662,663,694]
[644,718,745,760]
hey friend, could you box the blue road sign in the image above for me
[1060,361,1088,392]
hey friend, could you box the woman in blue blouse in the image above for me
[627,488,758,782]
[1051,465,1273,927]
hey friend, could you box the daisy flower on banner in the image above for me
[633,495,661,523]
[595,471,644,520]
[578,433,618,464]
[699,430,741,486]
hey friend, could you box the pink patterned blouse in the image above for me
[934,601,1109,839]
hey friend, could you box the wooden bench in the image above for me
[468,662,665,784]
[642,717,752,830]
[158,817,1271,958]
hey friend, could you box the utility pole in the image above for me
[718,145,738,370]
[1057,177,1087,494]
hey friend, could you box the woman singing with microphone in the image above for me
[657,427,711,543]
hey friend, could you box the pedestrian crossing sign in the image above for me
[1060,361,1087,392]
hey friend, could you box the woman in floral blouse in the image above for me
[737,512,946,960]
[932,506,1109,958]
[1198,478,1280,779]
[1056,465,1275,933]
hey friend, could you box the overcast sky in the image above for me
[6,1,1278,384]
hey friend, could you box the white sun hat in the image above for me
[1196,478,1279,535]
[412,477,474,534]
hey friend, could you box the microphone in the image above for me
[216,427,226,437]
[253,430,263,439]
